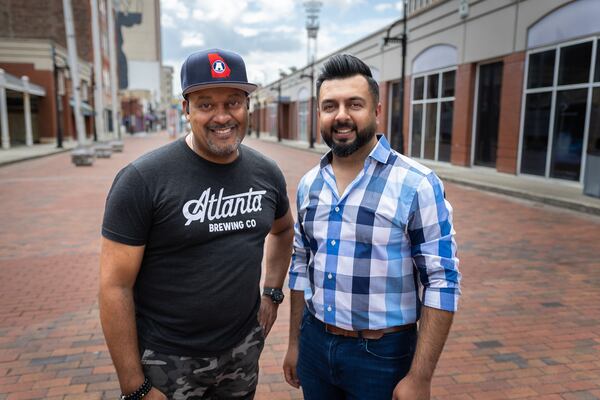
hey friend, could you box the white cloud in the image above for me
[190,0,249,24]
[234,27,260,37]
[241,0,295,24]
[375,3,393,12]
[396,1,405,14]
[245,49,306,86]
[161,13,175,28]
[181,32,205,48]
[324,0,366,10]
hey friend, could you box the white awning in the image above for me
[1,71,46,96]
[69,99,95,116]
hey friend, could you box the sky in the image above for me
[160,0,405,96]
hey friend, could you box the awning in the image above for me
[1,71,46,96]
[69,99,95,116]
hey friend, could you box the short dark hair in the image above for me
[316,54,379,105]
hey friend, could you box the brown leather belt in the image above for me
[324,323,416,340]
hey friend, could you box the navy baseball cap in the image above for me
[180,48,257,96]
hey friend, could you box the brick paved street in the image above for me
[1,132,599,400]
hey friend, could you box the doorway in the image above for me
[474,62,503,167]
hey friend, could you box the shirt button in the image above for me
[335,207,340,212]
[327,306,332,312]
[331,240,336,246]
[328,273,333,279]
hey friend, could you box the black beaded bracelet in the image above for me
[119,376,152,400]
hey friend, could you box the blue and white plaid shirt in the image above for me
[289,135,461,330]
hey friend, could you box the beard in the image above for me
[321,119,377,157]
[204,122,245,156]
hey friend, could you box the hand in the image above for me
[283,344,300,388]
[257,296,279,337]
[392,374,431,400]
[144,387,167,399]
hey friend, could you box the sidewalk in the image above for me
[0,141,76,167]
[254,133,600,216]
[0,132,148,167]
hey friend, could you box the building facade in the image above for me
[0,0,116,146]
[117,0,163,133]
[253,0,600,186]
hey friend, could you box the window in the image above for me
[589,88,600,155]
[557,42,592,86]
[521,92,552,176]
[595,44,600,82]
[410,68,456,161]
[520,38,600,181]
[527,50,555,89]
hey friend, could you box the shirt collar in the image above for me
[319,134,392,169]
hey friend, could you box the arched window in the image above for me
[412,45,457,75]
[527,0,600,49]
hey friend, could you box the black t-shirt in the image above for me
[102,138,289,356]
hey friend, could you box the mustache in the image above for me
[332,122,356,131]
[206,123,237,130]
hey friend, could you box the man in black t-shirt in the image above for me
[99,48,294,400]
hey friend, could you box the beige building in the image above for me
[117,0,163,131]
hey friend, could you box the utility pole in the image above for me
[107,0,123,151]
[63,0,94,165]
[270,80,283,142]
[51,44,64,148]
[90,0,113,158]
[382,1,407,154]
[303,1,322,149]
[90,0,106,140]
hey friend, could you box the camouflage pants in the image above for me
[140,325,265,399]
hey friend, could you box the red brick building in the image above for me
[0,0,114,146]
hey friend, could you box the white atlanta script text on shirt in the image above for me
[182,187,266,226]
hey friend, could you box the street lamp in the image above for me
[51,44,66,149]
[269,76,283,142]
[382,0,407,154]
[303,0,322,149]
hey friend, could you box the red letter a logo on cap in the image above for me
[208,53,231,78]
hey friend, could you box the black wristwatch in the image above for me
[263,287,285,304]
[120,376,152,400]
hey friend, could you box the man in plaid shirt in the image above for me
[282,54,461,400]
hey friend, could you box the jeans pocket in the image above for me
[362,331,415,360]
[299,309,313,331]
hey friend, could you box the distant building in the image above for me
[116,0,163,133]
[254,0,600,187]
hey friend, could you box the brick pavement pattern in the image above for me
[1,132,599,400]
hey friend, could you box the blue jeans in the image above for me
[297,311,416,400]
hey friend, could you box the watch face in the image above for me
[273,292,284,303]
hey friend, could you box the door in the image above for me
[474,62,503,167]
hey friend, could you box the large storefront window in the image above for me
[410,69,455,162]
[521,38,600,181]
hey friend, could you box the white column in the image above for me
[90,0,106,140]
[107,0,120,139]
[22,76,33,147]
[63,0,86,145]
[0,69,10,150]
